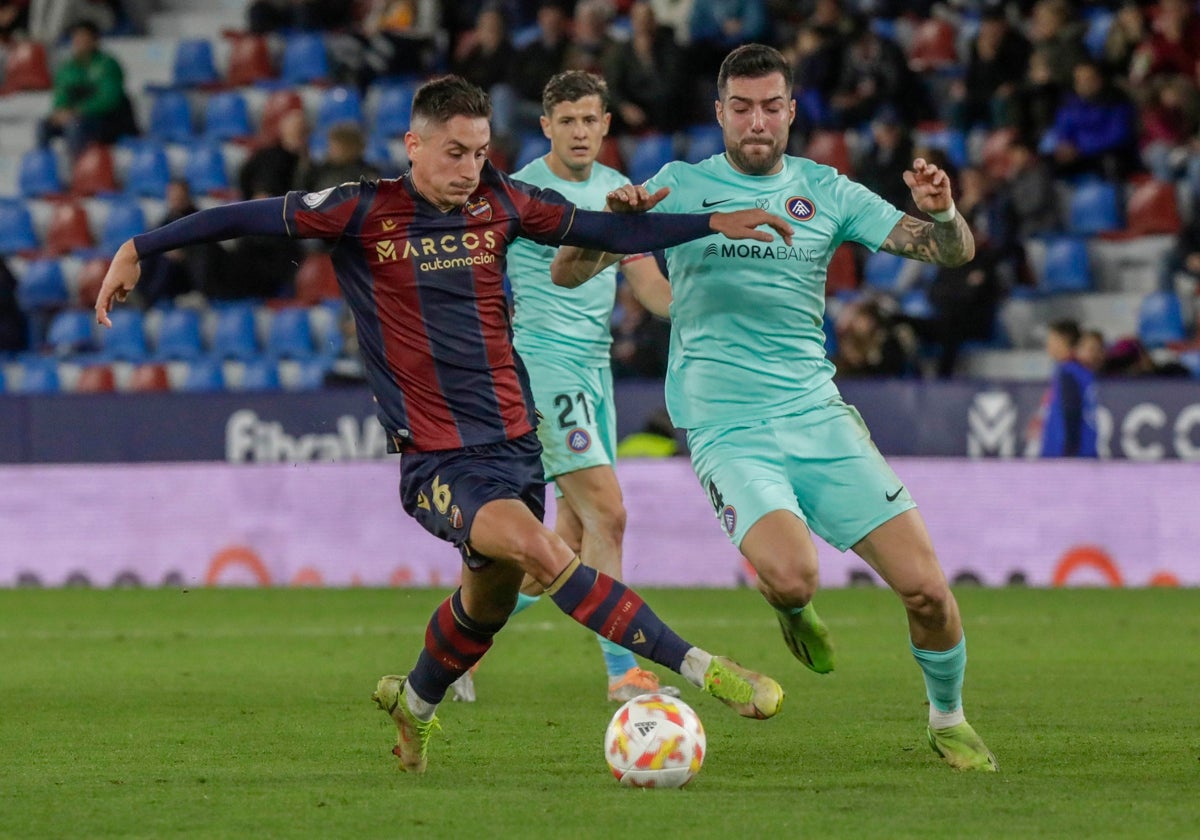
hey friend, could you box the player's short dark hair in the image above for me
[1049,319,1082,346]
[68,20,100,39]
[718,44,793,98]
[411,75,492,127]
[542,70,610,115]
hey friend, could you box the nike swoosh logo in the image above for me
[701,198,733,208]
[886,487,904,502]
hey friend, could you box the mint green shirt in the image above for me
[508,157,631,366]
[645,154,904,429]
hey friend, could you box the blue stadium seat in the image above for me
[863,249,907,291]
[292,358,331,390]
[17,259,68,309]
[148,89,193,143]
[1068,179,1121,235]
[513,133,550,170]
[125,141,171,199]
[0,366,5,392]
[916,127,968,170]
[17,357,60,393]
[281,33,329,84]
[154,307,204,360]
[184,143,229,194]
[627,133,675,184]
[684,124,724,163]
[180,358,226,392]
[796,88,831,126]
[316,86,364,133]
[899,288,934,319]
[1040,236,1093,293]
[822,311,837,358]
[18,147,63,197]
[211,304,259,360]
[172,39,218,87]
[0,200,39,254]
[266,307,315,359]
[45,309,96,354]
[1138,291,1186,348]
[239,358,280,390]
[99,199,147,254]
[364,131,393,169]
[373,81,417,138]
[1177,349,1200,378]
[204,91,252,141]
[99,308,148,360]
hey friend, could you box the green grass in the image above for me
[2,587,1199,839]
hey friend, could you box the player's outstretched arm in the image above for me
[551,184,665,289]
[880,157,975,267]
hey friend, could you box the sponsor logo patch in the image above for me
[785,195,816,221]
[567,429,591,453]
[464,196,493,221]
[302,187,335,208]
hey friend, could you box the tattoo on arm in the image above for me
[880,213,975,267]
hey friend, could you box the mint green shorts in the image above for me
[686,397,916,551]
[527,356,617,484]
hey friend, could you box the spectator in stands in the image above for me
[689,0,767,77]
[1139,75,1200,184]
[1002,137,1061,240]
[565,0,616,75]
[830,16,928,128]
[1129,0,1200,85]
[1159,213,1200,291]
[1102,1,1146,79]
[509,1,571,134]
[1005,47,1062,148]
[1050,59,1139,180]
[299,122,381,192]
[611,280,670,379]
[951,8,1030,131]
[1077,328,1107,375]
[784,23,842,131]
[0,256,29,354]
[329,0,444,88]
[1039,319,1098,458]
[247,0,354,33]
[604,1,688,134]
[239,110,310,200]
[0,1,29,40]
[36,20,137,156]
[1027,0,1088,88]
[450,7,512,97]
[854,105,914,212]
[137,179,225,308]
[1103,336,1189,377]
[833,297,915,379]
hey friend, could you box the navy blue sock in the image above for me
[407,588,505,705]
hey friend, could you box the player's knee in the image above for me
[511,528,572,585]
[899,578,953,629]
[758,561,818,607]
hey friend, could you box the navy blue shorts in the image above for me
[399,431,547,569]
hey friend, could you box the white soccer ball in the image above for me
[604,693,706,788]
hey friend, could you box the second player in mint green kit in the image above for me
[553,45,998,772]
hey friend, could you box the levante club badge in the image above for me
[465,197,493,222]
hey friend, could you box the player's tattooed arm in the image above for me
[880,211,975,267]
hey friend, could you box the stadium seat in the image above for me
[75,257,110,308]
[916,125,968,170]
[124,141,171,199]
[900,288,935,319]
[17,259,68,309]
[18,147,63,197]
[180,358,226,392]
[183,143,229,195]
[627,134,675,184]
[863,249,907,291]
[17,357,60,393]
[1,40,52,93]
[239,358,280,390]
[203,91,252,142]
[295,252,339,305]
[173,39,219,87]
[266,307,315,359]
[373,81,417,138]
[684,124,725,164]
[316,86,364,133]
[1125,179,1182,236]
[225,32,274,86]
[75,363,116,393]
[513,133,550,170]
[257,90,305,144]
[822,312,837,357]
[825,244,858,294]
[1040,236,1093,293]
[1067,179,1121,235]
[0,200,39,255]
[1177,349,1200,378]
[154,307,204,360]
[211,303,259,360]
[291,358,331,390]
[805,130,853,175]
[907,18,959,72]
[128,362,171,392]
[281,33,329,84]
[364,131,393,168]
[45,309,95,354]
[148,89,193,144]
[99,199,146,254]
[99,308,148,360]
[1138,291,1186,348]
[44,200,95,255]
[796,87,831,126]
[70,145,119,197]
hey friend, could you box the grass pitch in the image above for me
[2,586,1198,839]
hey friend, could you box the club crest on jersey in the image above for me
[785,195,816,221]
[567,429,591,453]
[465,197,493,222]
[720,505,737,535]
[302,187,335,208]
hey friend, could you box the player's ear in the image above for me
[403,130,420,162]
[787,97,796,126]
[539,114,551,139]
[601,111,611,137]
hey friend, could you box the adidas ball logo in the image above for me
[634,721,657,737]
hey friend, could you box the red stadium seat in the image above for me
[75,364,116,393]
[907,18,958,72]
[70,145,118,197]
[596,137,623,171]
[75,257,111,308]
[225,32,275,86]
[1,40,52,93]
[805,130,853,176]
[825,245,859,295]
[1125,179,1182,237]
[294,252,339,305]
[44,200,95,255]
[128,363,171,392]
[257,90,305,145]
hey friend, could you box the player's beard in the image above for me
[726,136,784,176]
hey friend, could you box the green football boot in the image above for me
[703,656,784,720]
[927,721,998,772]
[777,603,836,674]
[372,675,441,773]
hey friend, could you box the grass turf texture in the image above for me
[2,587,1198,839]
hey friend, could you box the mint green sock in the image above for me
[511,592,540,617]
[910,636,966,713]
[597,636,637,680]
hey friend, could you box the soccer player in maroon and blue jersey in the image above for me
[94,75,791,773]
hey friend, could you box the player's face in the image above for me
[715,73,795,176]
[541,95,610,176]
[405,115,491,210]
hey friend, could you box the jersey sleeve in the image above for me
[502,177,576,245]
[282,181,365,240]
[830,174,905,251]
[642,162,682,214]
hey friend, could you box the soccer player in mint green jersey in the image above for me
[450,71,678,705]
[551,45,997,772]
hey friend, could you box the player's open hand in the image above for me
[94,239,142,327]
[710,209,794,246]
[902,157,953,216]
[606,185,669,213]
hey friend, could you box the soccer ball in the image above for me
[604,693,706,788]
